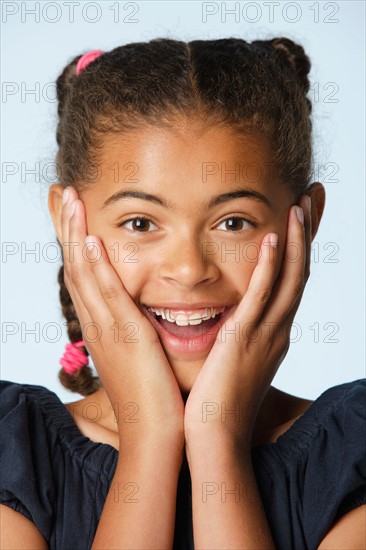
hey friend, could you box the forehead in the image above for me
[100,123,273,169]
[86,123,289,211]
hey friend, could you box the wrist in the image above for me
[185,429,252,466]
[185,408,255,450]
[119,428,185,460]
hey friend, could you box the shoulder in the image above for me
[253,380,366,549]
[0,379,119,466]
[306,377,366,440]
[0,379,59,458]
[0,380,118,548]
[311,381,366,548]
[281,378,366,438]
[0,379,52,419]
[1,378,53,399]
[289,378,365,455]
[299,378,366,546]
[0,379,71,466]
[316,377,366,412]
[0,380,58,544]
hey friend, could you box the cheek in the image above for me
[230,230,285,293]
[103,239,147,297]
[222,257,256,298]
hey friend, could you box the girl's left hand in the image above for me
[184,194,312,450]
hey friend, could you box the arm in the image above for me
[187,437,275,549]
[91,436,183,550]
[184,199,312,547]
[58,187,186,548]
[318,503,366,549]
[0,504,48,550]
[188,438,366,549]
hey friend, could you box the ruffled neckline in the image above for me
[23,379,366,475]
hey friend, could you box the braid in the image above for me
[55,54,80,146]
[57,261,101,396]
[268,37,312,115]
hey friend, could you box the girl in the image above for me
[1,37,365,550]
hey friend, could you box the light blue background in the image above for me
[1,1,365,403]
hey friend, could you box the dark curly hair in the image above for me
[54,36,313,396]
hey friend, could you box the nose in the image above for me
[157,234,219,289]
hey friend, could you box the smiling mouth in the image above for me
[141,304,234,339]
[142,305,230,326]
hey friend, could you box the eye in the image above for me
[215,216,256,233]
[118,216,158,233]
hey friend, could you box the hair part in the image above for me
[54,36,313,395]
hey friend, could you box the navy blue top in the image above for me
[1,378,365,549]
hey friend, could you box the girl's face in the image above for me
[51,124,297,396]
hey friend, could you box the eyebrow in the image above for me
[100,187,273,211]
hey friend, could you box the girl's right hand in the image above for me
[61,186,185,453]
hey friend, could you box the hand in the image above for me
[184,194,312,449]
[61,187,185,453]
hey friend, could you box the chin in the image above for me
[169,357,202,396]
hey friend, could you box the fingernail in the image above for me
[62,187,70,205]
[269,233,278,248]
[295,206,304,225]
[85,235,95,245]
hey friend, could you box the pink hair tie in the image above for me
[60,340,89,375]
[75,50,104,75]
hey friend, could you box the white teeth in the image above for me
[147,306,226,326]
[164,309,174,322]
[174,316,189,327]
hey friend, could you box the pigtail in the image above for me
[54,53,102,396]
[270,38,311,92]
[57,260,101,396]
[55,55,81,145]
[253,37,312,114]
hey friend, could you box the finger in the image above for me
[279,194,312,326]
[230,232,279,328]
[68,199,112,330]
[59,187,95,331]
[63,268,91,324]
[61,187,77,267]
[262,204,305,325]
[60,188,91,322]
